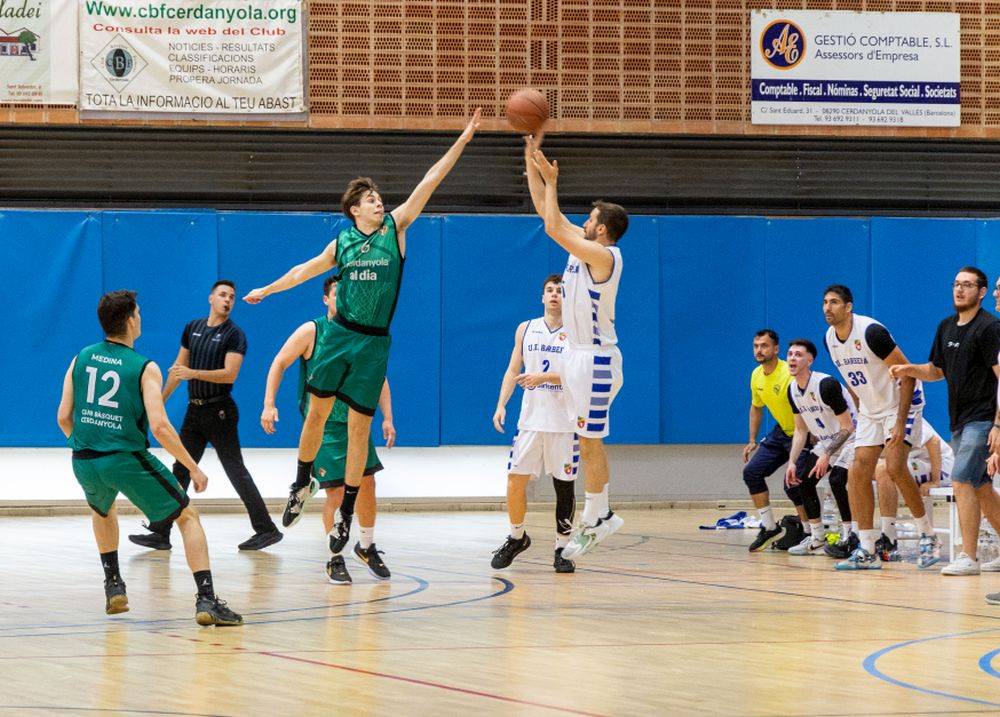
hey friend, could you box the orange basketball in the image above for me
[505,89,549,134]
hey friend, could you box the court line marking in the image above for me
[977,648,1000,679]
[0,573,429,634]
[861,628,1000,708]
[0,708,230,716]
[520,560,1000,622]
[258,651,608,717]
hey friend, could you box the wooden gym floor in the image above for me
[2,508,999,716]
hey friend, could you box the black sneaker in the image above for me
[195,595,243,626]
[328,513,353,555]
[874,533,901,562]
[353,542,391,579]
[773,517,806,551]
[104,576,128,615]
[491,534,531,569]
[238,529,283,551]
[553,548,575,573]
[825,532,860,559]
[282,479,318,529]
[128,526,171,551]
[326,555,352,585]
[748,526,783,552]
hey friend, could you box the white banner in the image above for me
[78,0,304,114]
[750,10,960,127]
[0,0,78,104]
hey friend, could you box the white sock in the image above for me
[840,524,851,540]
[759,505,776,530]
[850,521,858,536]
[510,523,525,539]
[809,522,823,543]
[582,494,601,526]
[860,529,879,554]
[923,497,935,530]
[359,525,375,549]
[594,484,610,519]
[915,513,933,536]
[803,521,813,535]
[555,534,570,549]
[881,517,897,542]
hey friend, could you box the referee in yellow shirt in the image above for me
[743,329,807,551]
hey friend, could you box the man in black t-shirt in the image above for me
[129,280,281,551]
[892,266,1000,576]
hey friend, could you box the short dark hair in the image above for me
[824,284,853,304]
[542,273,562,290]
[789,338,817,358]
[98,290,137,337]
[958,266,987,289]
[754,328,779,344]
[342,177,379,219]
[592,200,628,242]
[211,279,235,293]
[322,274,340,295]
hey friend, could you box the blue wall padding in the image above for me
[7,208,996,448]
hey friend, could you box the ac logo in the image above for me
[760,19,804,70]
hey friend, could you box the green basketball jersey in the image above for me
[298,316,349,427]
[335,213,404,332]
[69,341,151,452]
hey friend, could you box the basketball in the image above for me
[505,89,549,134]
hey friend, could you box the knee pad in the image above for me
[783,480,804,506]
[553,477,576,535]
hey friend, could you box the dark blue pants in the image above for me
[743,424,802,505]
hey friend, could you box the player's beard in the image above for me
[953,295,979,313]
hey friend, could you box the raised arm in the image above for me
[531,148,612,276]
[493,321,528,433]
[56,358,76,438]
[243,240,337,304]
[889,361,944,383]
[524,133,547,216]
[261,321,315,435]
[391,109,481,234]
[141,362,208,492]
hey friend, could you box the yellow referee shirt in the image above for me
[750,359,795,436]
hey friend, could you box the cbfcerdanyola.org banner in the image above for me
[79,0,304,113]
[1,0,78,104]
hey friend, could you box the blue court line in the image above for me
[862,628,1000,708]
[0,573,428,634]
[978,648,1000,679]
[1,575,513,638]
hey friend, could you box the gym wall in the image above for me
[4,209,984,449]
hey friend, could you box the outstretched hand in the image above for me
[244,288,267,304]
[459,108,482,144]
[531,149,559,183]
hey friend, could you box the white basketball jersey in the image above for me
[825,313,923,418]
[517,317,573,433]
[908,420,955,477]
[562,245,622,349]
[787,371,856,463]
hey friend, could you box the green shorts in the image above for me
[313,422,383,488]
[72,450,189,522]
[306,319,390,415]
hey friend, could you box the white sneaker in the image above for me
[940,552,981,576]
[981,555,1000,572]
[788,536,826,556]
[561,512,624,561]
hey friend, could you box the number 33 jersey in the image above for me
[518,318,574,433]
[825,313,923,419]
[70,341,152,452]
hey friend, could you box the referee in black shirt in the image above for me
[129,280,282,551]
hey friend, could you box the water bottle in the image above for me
[978,518,998,564]
[821,489,839,532]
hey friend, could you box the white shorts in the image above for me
[907,453,954,485]
[816,442,855,471]
[561,346,623,439]
[856,410,923,449]
[507,430,579,480]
